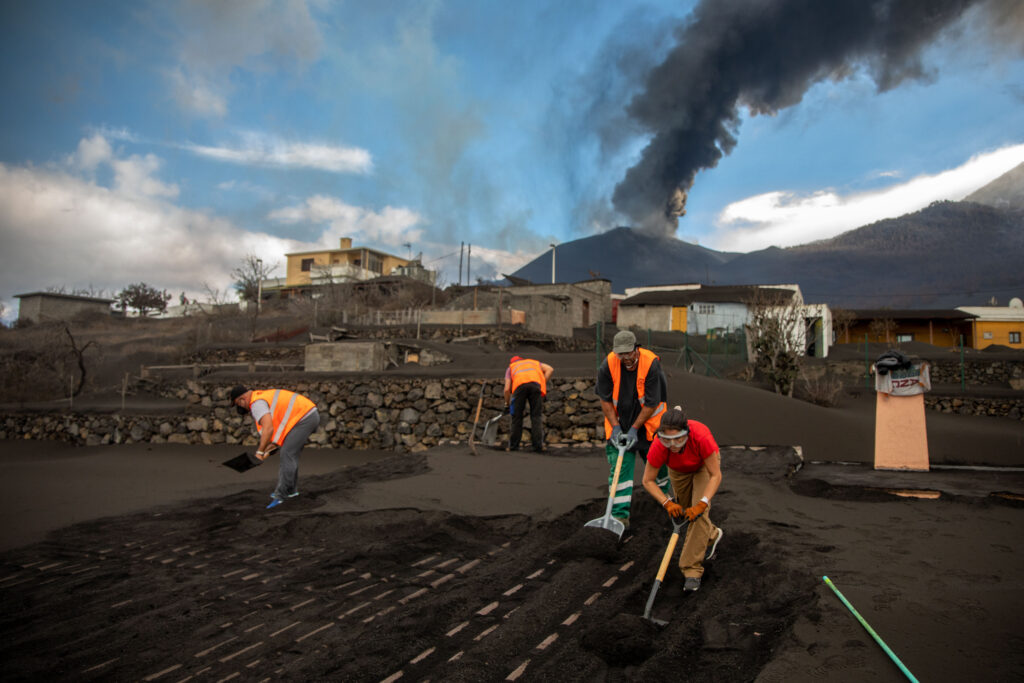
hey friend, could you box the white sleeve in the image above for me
[250,399,271,422]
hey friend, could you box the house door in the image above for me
[671,307,687,332]
[582,300,590,327]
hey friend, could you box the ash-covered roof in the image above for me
[848,309,976,320]
[620,285,795,307]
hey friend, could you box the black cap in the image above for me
[230,385,249,415]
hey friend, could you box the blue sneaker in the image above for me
[287,491,300,498]
[266,497,283,509]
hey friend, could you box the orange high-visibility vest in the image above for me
[250,389,317,448]
[603,348,666,440]
[510,358,547,395]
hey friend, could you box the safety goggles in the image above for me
[657,430,689,445]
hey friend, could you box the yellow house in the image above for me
[957,299,1024,349]
[285,238,410,288]
[845,309,975,348]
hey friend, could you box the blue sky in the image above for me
[1,0,1022,318]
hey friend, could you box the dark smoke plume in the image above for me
[613,0,1018,235]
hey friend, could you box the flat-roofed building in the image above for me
[14,292,113,324]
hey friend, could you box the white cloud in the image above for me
[217,179,276,200]
[71,132,178,198]
[93,126,372,174]
[73,134,113,170]
[163,0,324,118]
[0,136,311,311]
[168,68,228,118]
[110,154,180,198]
[186,133,373,173]
[710,143,1024,251]
[269,195,423,249]
[0,135,506,322]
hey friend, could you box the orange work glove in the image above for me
[664,500,684,518]
[684,501,708,521]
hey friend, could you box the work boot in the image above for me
[684,576,701,592]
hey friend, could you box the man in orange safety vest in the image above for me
[503,356,554,452]
[596,330,671,529]
[230,386,321,509]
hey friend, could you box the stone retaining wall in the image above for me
[0,378,606,451]
[924,396,1024,421]
[825,358,1024,387]
[3,372,1021,449]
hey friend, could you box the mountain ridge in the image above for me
[510,201,1023,308]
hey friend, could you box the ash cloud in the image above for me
[613,0,1018,236]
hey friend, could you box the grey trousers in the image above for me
[273,409,320,499]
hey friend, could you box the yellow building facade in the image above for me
[958,301,1024,350]
[285,238,409,287]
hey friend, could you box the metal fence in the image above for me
[593,322,748,378]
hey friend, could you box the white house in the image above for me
[616,283,832,358]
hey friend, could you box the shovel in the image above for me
[642,514,694,625]
[469,381,485,456]
[479,412,503,446]
[222,445,278,473]
[584,442,628,539]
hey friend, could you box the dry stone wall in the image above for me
[0,378,607,451]
[824,358,1024,387]
[924,395,1024,421]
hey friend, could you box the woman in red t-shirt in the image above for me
[641,406,724,592]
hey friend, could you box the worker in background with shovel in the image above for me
[642,405,724,592]
[230,386,320,509]
[503,356,554,452]
[597,330,671,531]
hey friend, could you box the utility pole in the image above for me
[468,244,472,285]
[550,243,557,284]
[459,242,464,286]
[256,257,263,315]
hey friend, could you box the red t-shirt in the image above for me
[647,420,719,473]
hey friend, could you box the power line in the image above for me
[425,250,460,264]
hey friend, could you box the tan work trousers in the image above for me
[668,466,716,578]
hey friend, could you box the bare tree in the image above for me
[232,254,277,302]
[46,284,109,298]
[744,288,811,397]
[63,325,96,397]
[868,316,896,344]
[831,308,855,344]
[199,282,233,314]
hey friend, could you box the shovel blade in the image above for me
[584,515,625,539]
[222,452,261,473]
[480,415,502,446]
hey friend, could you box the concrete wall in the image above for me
[617,304,672,331]
[507,282,613,327]
[305,341,385,371]
[17,295,112,323]
[509,294,574,337]
[421,310,501,325]
[572,280,614,324]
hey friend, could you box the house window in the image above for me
[301,258,314,272]
[983,331,994,339]
[1010,331,1021,344]
[896,334,913,343]
[697,304,715,315]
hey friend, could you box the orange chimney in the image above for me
[340,237,352,249]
